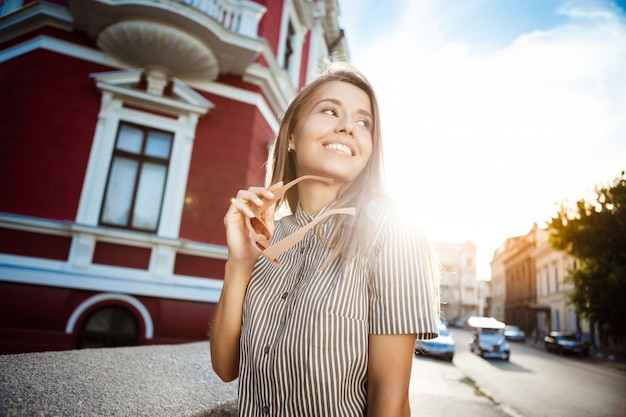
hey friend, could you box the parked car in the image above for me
[544,331,589,356]
[468,316,510,361]
[504,325,526,342]
[415,323,455,362]
[450,318,464,328]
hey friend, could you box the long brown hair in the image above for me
[265,61,386,266]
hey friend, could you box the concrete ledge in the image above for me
[0,341,238,416]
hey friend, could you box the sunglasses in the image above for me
[245,175,356,267]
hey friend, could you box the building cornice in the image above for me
[0,1,73,45]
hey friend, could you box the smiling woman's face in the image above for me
[289,80,373,185]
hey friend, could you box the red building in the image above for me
[0,0,348,354]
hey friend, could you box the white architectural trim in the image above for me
[0,1,72,44]
[0,261,225,303]
[276,0,307,87]
[305,2,330,83]
[65,293,155,339]
[0,212,227,306]
[0,35,122,66]
[192,72,281,133]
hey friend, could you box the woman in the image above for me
[210,62,440,417]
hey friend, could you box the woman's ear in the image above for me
[288,135,295,152]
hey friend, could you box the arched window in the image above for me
[77,305,139,349]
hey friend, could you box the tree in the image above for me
[547,171,626,345]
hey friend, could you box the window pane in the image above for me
[145,131,172,158]
[101,157,138,226]
[132,162,167,230]
[78,306,139,349]
[117,124,144,154]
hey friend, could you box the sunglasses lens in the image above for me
[246,217,271,250]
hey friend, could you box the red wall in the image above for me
[299,30,311,88]
[180,90,274,245]
[0,282,214,354]
[92,242,152,270]
[0,50,111,221]
[0,228,71,260]
[256,0,285,55]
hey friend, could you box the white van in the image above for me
[468,316,510,361]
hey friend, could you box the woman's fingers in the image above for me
[229,194,255,218]
[229,186,278,218]
[261,181,283,235]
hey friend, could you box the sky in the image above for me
[337,0,626,279]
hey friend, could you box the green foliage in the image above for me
[547,171,626,335]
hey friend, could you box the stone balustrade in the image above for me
[175,0,266,37]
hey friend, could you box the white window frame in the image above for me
[76,69,213,239]
[277,0,306,87]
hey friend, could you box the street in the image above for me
[410,328,626,417]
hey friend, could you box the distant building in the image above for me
[491,223,588,342]
[533,228,583,338]
[0,0,348,354]
[489,242,509,322]
[476,278,491,318]
[433,241,478,325]
[495,224,539,337]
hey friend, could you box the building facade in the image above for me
[433,241,478,326]
[489,241,509,322]
[533,228,582,338]
[491,223,588,342]
[501,224,538,336]
[0,0,348,354]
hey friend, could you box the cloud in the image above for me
[343,0,626,277]
[558,0,620,19]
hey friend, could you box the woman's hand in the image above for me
[211,181,283,382]
[224,182,283,265]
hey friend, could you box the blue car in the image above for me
[544,331,589,356]
[415,323,455,362]
[468,316,510,361]
[504,325,526,342]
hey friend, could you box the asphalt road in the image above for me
[412,328,626,417]
[410,352,510,417]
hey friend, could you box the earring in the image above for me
[288,144,292,152]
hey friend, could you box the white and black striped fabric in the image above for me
[237,200,440,416]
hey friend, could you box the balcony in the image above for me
[69,0,267,82]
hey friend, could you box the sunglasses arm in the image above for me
[259,207,356,268]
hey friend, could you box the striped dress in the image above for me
[238,199,440,416]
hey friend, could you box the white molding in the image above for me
[0,213,228,257]
[306,19,328,83]
[65,293,155,339]
[190,76,281,132]
[0,1,73,44]
[276,0,291,69]
[90,69,214,115]
[0,35,122,66]
[276,0,306,87]
[0,262,224,304]
[0,213,228,298]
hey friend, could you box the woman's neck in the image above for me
[297,181,342,215]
